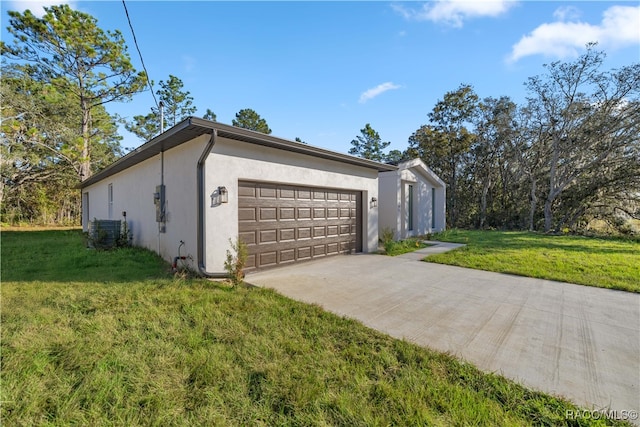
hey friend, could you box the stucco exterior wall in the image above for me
[82,133,380,273]
[378,171,401,239]
[82,137,205,266]
[378,163,446,240]
[203,136,380,273]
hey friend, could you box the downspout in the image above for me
[197,129,228,278]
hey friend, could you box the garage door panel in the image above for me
[297,208,311,219]
[280,249,296,263]
[260,251,278,267]
[259,207,277,221]
[239,231,256,245]
[313,245,326,256]
[243,198,349,208]
[297,189,311,199]
[297,227,312,239]
[297,246,311,260]
[239,181,361,271]
[279,187,296,199]
[239,218,354,232]
[259,187,277,198]
[238,207,256,221]
[313,208,326,219]
[280,207,295,220]
[280,228,295,241]
[238,185,256,197]
[246,254,256,269]
[259,230,277,243]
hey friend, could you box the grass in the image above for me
[428,229,640,293]
[1,230,631,426]
[382,238,431,256]
[2,229,169,283]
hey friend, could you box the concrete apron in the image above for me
[246,245,640,418]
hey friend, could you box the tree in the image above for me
[470,96,518,228]
[2,5,146,179]
[408,84,479,227]
[1,65,121,224]
[384,150,407,165]
[294,137,307,144]
[348,123,390,162]
[525,44,640,231]
[232,108,272,134]
[203,109,217,121]
[124,75,197,141]
[123,111,159,142]
[509,103,549,231]
[156,75,196,127]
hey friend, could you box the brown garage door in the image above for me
[238,181,362,271]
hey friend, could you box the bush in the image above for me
[224,237,248,287]
[380,227,395,246]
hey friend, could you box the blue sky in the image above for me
[3,1,640,155]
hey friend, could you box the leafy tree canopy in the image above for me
[232,108,272,134]
[348,123,390,163]
[123,75,197,141]
[2,4,147,179]
[203,109,217,121]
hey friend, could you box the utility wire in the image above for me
[122,0,158,110]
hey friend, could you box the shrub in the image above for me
[224,237,248,287]
[380,227,395,246]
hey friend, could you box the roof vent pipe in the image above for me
[159,100,165,134]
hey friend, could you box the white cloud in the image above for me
[7,1,76,18]
[359,82,401,104]
[552,6,581,22]
[508,5,640,63]
[392,0,515,28]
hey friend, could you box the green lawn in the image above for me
[1,230,630,425]
[382,238,431,256]
[428,229,640,293]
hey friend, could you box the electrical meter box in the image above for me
[153,184,165,222]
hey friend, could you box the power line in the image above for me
[122,0,158,110]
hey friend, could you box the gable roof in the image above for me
[397,158,446,188]
[80,117,396,188]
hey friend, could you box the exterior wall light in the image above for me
[370,197,378,208]
[218,186,229,203]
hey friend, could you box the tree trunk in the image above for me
[544,198,554,232]
[480,177,491,229]
[80,99,92,180]
[528,177,537,231]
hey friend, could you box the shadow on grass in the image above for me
[1,230,172,283]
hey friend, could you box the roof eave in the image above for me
[79,117,396,188]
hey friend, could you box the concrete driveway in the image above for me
[246,245,640,417]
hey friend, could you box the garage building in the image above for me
[79,117,395,275]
